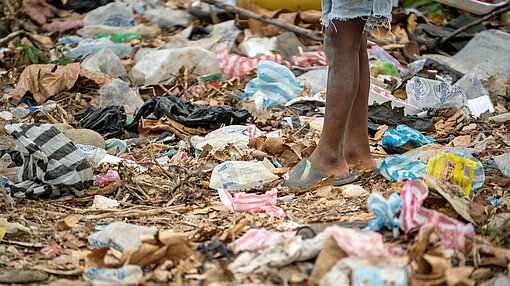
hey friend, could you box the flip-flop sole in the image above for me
[284,159,361,190]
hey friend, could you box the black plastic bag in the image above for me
[368,102,433,132]
[128,96,251,131]
[74,106,127,139]
[46,0,114,13]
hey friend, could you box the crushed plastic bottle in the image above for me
[92,79,144,114]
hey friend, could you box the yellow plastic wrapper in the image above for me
[0,227,5,242]
[425,152,476,196]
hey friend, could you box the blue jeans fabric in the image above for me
[321,0,392,30]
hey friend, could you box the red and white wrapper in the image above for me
[329,226,393,257]
[218,188,286,218]
[399,180,475,251]
[233,229,296,252]
[292,51,327,67]
[244,124,265,139]
[216,41,283,80]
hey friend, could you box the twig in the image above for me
[437,5,510,48]
[149,145,175,180]
[0,31,23,47]
[200,0,324,41]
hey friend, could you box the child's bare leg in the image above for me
[307,18,365,176]
[344,31,377,170]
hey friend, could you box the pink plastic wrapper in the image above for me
[234,229,296,251]
[292,51,327,67]
[94,170,120,185]
[218,188,286,218]
[399,180,475,251]
[329,226,393,257]
[216,41,283,80]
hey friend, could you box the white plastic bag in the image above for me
[84,2,135,27]
[92,79,144,114]
[88,221,157,251]
[144,8,196,28]
[83,265,143,286]
[131,47,221,85]
[81,48,128,79]
[210,161,278,192]
[493,153,510,177]
[238,30,278,58]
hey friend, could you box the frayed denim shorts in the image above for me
[321,0,392,31]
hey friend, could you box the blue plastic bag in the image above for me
[382,125,435,148]
[243,61,303,110]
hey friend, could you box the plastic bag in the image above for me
[243,60,303,110]
[493,153,510,177]
[233,229,296,251]
[298,68,328,95]
[131,47,220,85]
[144,8,196,29]
[452,30,510,79]
[372,59,400,78]
[238,31,278,58]
[218,188,285,218]
[47,0,114,13]
[84,2,135,27]
[210,161,278,192]
[382,125,435,149]
[217,41,284,80]
[74,106,127,139]
[380,145,485,191]
[128,96,251,130]
[406,76,467,108]
[321,256,407,286]
[81,48,128,79]
[92,79,143,114]
[364,193,402,235]
[425,152,477,196]
[66,38,132,60]
[88,221,157,251]
[369,45,407,76]
[399,180,474,251]
[76,144,108,165]
[5,124,93,199]
[83,265,142,286]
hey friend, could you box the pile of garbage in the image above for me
[0,0,510,285]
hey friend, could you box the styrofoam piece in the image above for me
[368,84,422,116]
[435,0,506,15]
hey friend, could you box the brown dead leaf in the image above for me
[444,267,475,286]
[59,215,81,230]
[448,135,471,147]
